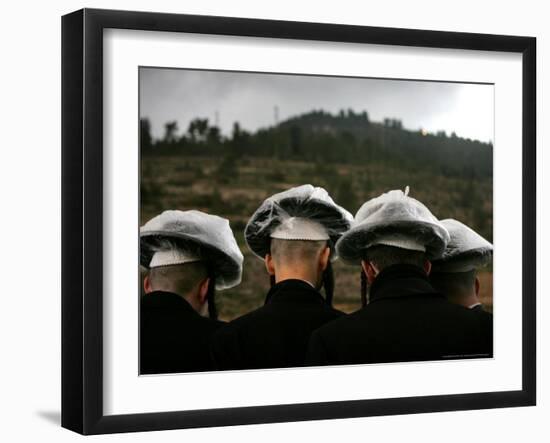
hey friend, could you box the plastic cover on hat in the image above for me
[335,187,450,264]
[432,219,493,272]
[140,210,244,290]
[244,184,353,260]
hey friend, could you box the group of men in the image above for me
[139,184,493,375]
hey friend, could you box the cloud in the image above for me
[140,67,493,143]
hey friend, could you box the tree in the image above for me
[207,126,222,144]
[289,125,302,156]
[232,122,243,140]
[229,121,252,154]
[231,122,251,144]
[187,118,209,143]
[391,119,403,130]
[140,118,153,150]
[384,118,402,129]
[163,121,178,144]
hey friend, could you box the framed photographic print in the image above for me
[61,8,536,435]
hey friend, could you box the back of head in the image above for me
[148,261,208,296]
[365,244,426,272]
[268,238,333,303]
[270,238,328,269]
[430,270,477,303]
[265,237,333,303]
[140,209,244,291]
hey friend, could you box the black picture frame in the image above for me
[61,8,536,435]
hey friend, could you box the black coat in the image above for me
[140,291,224,374]
[211,279,343,370]
[306,265,493,366]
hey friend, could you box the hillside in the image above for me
[140,110,493,319]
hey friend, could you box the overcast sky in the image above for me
[140,67,494,144]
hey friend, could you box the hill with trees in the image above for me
[142,109,492,180]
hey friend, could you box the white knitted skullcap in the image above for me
[149,249,201,268]
[270,217,330,241]
[374,235,427,252]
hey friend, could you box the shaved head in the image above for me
[266,238,331,290]
[149,262,208,296]
[270,239,328,267]
[430,270,477,298]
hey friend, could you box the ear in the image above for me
[264,254,275,276]
[361,260,377,285]
[474,276,480,296]
[319,246,330,271]
[197,277,210,305]
[143,274,153,294]
[423,260,432,276]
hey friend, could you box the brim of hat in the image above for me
[140,231,242,290]
[336,219,449,265]
[245,197,351,259]
[432,246,493,270]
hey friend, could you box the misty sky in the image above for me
[140,67,494,144]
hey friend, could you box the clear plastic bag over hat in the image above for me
[432,218,493,271]
[244,184,353,259]
[336,188,450,264]
[140,210,244,290]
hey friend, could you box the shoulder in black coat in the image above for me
[140,291,224,374]
[211,279,344,370]
[470,304,493,317]
[306,265,493,366]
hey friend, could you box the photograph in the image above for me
[138,67,494,375]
